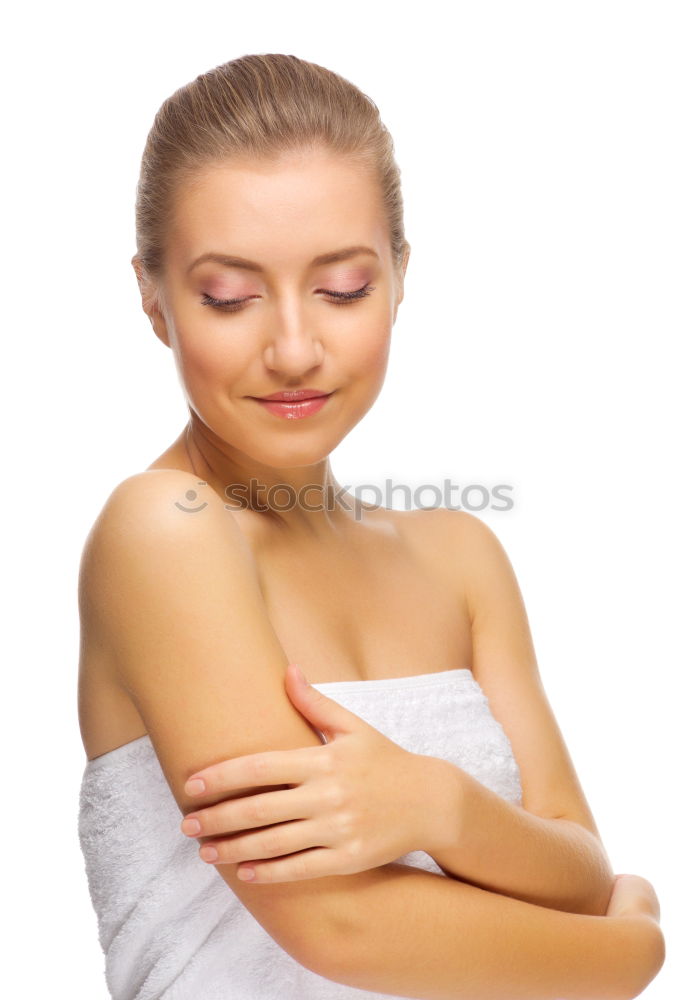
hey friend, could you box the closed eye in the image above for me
[200,283,375,313]
[320,283,376,305]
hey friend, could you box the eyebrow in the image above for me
[187,245,379,274]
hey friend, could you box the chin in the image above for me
[247,439,341,470]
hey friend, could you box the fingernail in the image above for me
[185,777,206,796]
[200,845,218,862]
[181,818,201,836]
[238,867,255,881]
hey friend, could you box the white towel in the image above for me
[78,668,522,999]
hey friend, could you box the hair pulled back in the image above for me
[133,53,410,297]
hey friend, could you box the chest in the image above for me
[252,524,473,683]
[79,509,473,759]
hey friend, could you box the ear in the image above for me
[131,254,171,348]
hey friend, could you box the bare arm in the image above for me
[80,471,658,1000]
[417,509,617,915]
[420,755,615,915]
[317,863,663,1000]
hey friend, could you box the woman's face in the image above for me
[147,148,408,471]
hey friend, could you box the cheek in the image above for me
[348,317,392,376]
[174,325,247,383]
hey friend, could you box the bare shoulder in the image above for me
[79,469,256,636]
[391,506,497,589]
[78,467,281,749]
[390,505,491,545]
[420,506,498,544]
[87,468,236,537]
[411,506,512,586]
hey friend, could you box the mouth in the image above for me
[253,389,332,402]
[248,391,335,420]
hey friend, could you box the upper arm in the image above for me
[447,510,604,840]
[78,470,362,975]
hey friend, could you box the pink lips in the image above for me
[257,389,330,401]
[251,391,334,420]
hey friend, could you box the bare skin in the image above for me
[79,430,474,761]
[78,147,665,997]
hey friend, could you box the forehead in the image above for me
[167,150,390,270]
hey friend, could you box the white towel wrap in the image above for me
[78,668,523,999]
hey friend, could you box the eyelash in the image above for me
[200,283,376,313]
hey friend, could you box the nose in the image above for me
[262,295,324,375]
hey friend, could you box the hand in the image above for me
[180,664,440,884]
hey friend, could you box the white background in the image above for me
[2,1,686,996]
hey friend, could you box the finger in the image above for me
[199,818,327,867]
[285,666,368,739]
[182,785,313,838]
[236,846,358,884]
[184,744,327,800]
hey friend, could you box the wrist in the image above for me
[411,753,464,856]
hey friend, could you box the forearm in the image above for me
[422,756,615,915]
[312,861,660,1000]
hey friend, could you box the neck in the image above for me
[182,417,363,539]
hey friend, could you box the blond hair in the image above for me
[133,53,410,303]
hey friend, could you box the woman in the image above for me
[77,53,664,999]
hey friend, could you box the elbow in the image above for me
[273,867,403,985]
[234,874,365,984]
[288,899,362,984]
[294,932,352,985]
